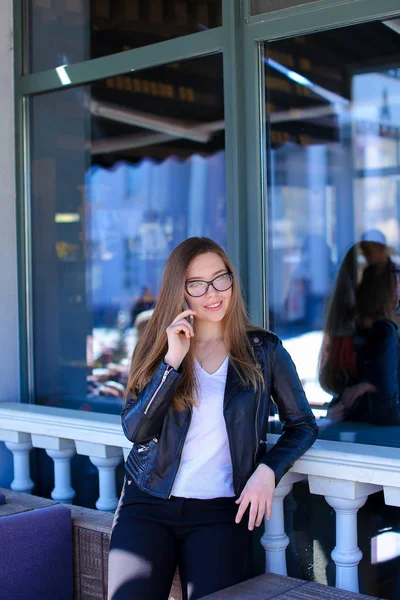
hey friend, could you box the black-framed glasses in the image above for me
[185,272,234,298]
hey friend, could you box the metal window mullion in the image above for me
[13,0,24,77]
[18,27,224,96]
[242,30,267,328]
[245,0,400,40]
[222,0,248,290]
[13,0,34,403]
[222,0,267,327]
[15,94,35,404]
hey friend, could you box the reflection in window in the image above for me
[30,54,225,413]
[265,22,400,424]
[353,72,400,170]
[28,0,222,73]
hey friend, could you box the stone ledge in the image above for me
[199,573,382,599]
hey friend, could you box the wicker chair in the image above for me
[0,488,181,600]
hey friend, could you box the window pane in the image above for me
[30,53,225,412]
[264,20,400,437]
[27,0,222,73]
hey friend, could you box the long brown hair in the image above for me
[126,237,263,410]
[318,243,360,395]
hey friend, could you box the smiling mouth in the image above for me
[204,301,223,309]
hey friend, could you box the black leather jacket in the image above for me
[122,330,318,499]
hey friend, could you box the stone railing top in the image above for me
[268,433,400,488]
[2,403,400,488]
[0,402,130,449]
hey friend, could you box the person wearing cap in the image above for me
[360,229,390,266]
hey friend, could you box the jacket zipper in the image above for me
[168,406,192,499]
[143,366,173,415]
[137,438,158,453]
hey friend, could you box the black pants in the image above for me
[108,478,251,600]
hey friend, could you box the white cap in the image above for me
[360,229,387,245]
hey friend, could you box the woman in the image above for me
[320,248,399,425]
[108,237,318,600]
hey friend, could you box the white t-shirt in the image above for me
[171,356,234,499]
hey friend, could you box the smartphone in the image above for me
[183,300,194,326]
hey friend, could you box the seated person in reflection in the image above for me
[321,257,400,425]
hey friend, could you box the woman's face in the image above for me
[184,252,232,323]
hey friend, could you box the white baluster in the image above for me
[325,495,367,593]
[75,441,123,511]
[5,434,34,493]
[261,482,292,575]
[31,435,76,504]
[89,455,122,511]
[46,447,76,503]
[261,472,306,576]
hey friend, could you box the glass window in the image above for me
[264,21,400,598]
[251,0,319,16]
[30,53,225,413]
[27,0,222,73]
[263,23,400,436]
[264,22,400,438]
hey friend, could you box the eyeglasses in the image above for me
[185,272,234,298]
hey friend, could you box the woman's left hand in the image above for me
[235,464,275,530]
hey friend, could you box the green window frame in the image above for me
[13,0,400,402]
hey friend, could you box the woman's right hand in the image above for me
[341,381,376,407]
[164,310,196,371]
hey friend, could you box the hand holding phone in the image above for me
[164,303,196,370]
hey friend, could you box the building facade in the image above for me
[2,0,400,597]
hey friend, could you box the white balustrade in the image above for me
[2,404,400,595]
[0,403,131,511]
[264,435,400,593]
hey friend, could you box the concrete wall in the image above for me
[0,0,19,486]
